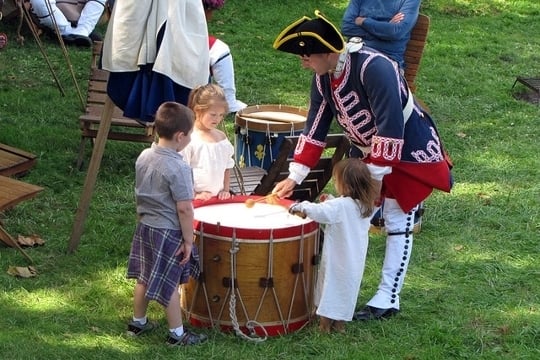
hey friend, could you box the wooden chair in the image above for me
[252,134,350,202]
[403,14,430,94]
[76,41,155,169]
[229,165,267,196]
[0,175,43,263]
[0,143,37,177]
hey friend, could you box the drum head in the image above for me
[235,104,307,132]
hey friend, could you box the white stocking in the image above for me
[70,0,106,36]
[366,198,417,310]
[30,0,72,35]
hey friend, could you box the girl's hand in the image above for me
[217,190,231,200]
[195,191,213,201]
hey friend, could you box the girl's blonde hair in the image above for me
[188,83,229,116]
[332,158,379,217]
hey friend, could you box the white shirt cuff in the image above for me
[288,162,311,184]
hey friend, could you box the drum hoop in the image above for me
[187,312,310,328]
[193,196,319,238]
[194,230,318,243]
[235,104,307,133]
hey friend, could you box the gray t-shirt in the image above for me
[135,143,194,229]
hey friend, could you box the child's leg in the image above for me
[165,287,208,346]
[165,286,182,329]
[127,281,156,336]
[133,281,150,318]
[332,320,346,333]
[319,316,332,333]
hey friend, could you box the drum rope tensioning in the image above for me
[234,104,307,169]
[228,228,268,342]
[182,197,319,337]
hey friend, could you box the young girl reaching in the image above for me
[181,84,235,201]
[288,158,379,333]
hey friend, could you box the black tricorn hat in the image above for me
[273,10,345,56]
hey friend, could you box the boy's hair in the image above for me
[188,83,229,115]
[332,158,379,217]
[154,102,194,140]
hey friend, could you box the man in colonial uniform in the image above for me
[272,10,452,320]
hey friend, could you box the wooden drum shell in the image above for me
[181,196,319,336]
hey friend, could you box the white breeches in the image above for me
[30,0,105,36]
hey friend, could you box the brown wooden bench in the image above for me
[0,143,37,177]
[0,175,43,262]
[229,165,267,195]
[76,41,155,169]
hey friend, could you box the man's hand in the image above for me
[272,178,296,199]
[354,16,366,26]
[390,12,405,24]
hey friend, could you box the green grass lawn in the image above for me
[0,1,539,359]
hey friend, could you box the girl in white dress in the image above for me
[181,84,235,201]
[288,158,379,333]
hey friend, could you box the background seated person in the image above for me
[203,0,246,113]
[341,0,420,70]
[29,0,107,47]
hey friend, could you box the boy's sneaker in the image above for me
[126,320,157,336]
[166,329,208,346]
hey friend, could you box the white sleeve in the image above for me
[288,162,311,184]
[366,163,392,181]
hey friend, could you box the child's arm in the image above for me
[217,168,231,200]
[176,199,194,265]
[289,199,341,224]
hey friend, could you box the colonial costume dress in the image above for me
[101,0,209,122]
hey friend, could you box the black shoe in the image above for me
[62,34,76,45]
[166,329,208,346]
[89,31,102,42]
[62,34,92,47]
[353,305,399,321]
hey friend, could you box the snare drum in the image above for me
[181,196,319,337]
[235,105,307,170]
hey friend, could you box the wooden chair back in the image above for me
[253,134,350,202]
[403,14,430,93]
[77,41,155,169]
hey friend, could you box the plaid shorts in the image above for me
[127,223,199,307]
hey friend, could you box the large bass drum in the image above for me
[181,196,320,337]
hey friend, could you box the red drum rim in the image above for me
[193,196,318,239]
[187,315,309,337]
[235,104,307,133]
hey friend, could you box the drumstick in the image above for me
[239,113,305,124]
[244,193,278,208]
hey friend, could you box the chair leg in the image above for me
[0,225,34,264]
[76,136,88,170]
